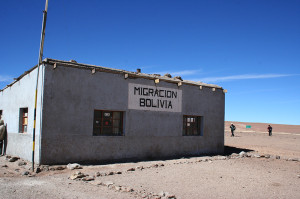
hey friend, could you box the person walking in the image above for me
[230,123,236,137]
[0,120,7,156]
[267,125,273,136]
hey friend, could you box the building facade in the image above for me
[0,59,225,164]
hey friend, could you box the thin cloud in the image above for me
[151,69,201,76]
[195,74,295,83]
[0,75,12,82]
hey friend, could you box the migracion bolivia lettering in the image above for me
[128,83,182,112]
[134,87,177,109]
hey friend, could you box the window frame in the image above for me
[19,108,28,133]
[93,110,124,136]
[183,115,203,136]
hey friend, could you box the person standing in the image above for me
[0,120,7,156]
[268,125,273,136]
[230,123,236,137]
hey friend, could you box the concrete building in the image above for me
[0,59,226,165]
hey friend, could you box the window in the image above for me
[183,115,203,136]
[93,110,124,136]
[20,108,28,133]
[0,110,2,119]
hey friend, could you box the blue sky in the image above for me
[0,0,299,125]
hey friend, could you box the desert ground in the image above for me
[0,121,299,199]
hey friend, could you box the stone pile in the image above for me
[88,180,176,199]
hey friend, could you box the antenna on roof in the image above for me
[32,0,49,171]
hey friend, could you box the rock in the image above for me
[164,73,172,78]
[103,181,114,187]
[174,76,183,81]
[239,151,246,157]
[127,168,135,171]
[90,180,102,186]
[35,167,42,173]
[5,155,11,160]
[69,171,86,180]
[95,172,101,177]
[215,156,227,160]
[9,157,19,162]
[82,176,94,181]
[230,153,239,159]
[166,194,176,199]
[67,163,82,170]
[245,153,252,158]
[252,154,260,158]
[18,161,27,166]
[151,196,162,199]
[41,165,49,171]
[159,191,166,196]
[54,166,66,170]
[287,158,299,161]
[116,171,122,174]
[115,186,122,191]
[1,164,8,168]
[264,154,271,158]
[136,166,144,170]
[107,171,114,175]
[276,155,281,159]
[22,171,30,176]
[125,187,134,192]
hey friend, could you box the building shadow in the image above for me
[223,145,254,156]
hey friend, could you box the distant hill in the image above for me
[225,121,300,134]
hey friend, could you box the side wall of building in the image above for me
[40,64,225,164]
[0,66,45,163]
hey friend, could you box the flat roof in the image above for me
[1,58,223,91]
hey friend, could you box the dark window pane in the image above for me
[93,110,123,136]
[94,110,102,119]
[183,115,203,136]
[102,127,113,135]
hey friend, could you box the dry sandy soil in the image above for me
[0,121,299,199]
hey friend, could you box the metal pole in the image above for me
[32,0,49,171]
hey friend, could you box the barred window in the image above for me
[183,115,203,136]
[93,110,124,136]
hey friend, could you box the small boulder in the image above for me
[22,171,30,176]
[264,154,271,158]
[127,168,135,171]
[9,157,20,162]
[35,167,42,173]
[103,181,114,187]
[82,176,95,181]
[54,166,66,170]
[69,171,86,180]
[239,151,246,157]
[18,161,27,166]
[67,163,82,170]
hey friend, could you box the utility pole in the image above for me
[32,0,49,171]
